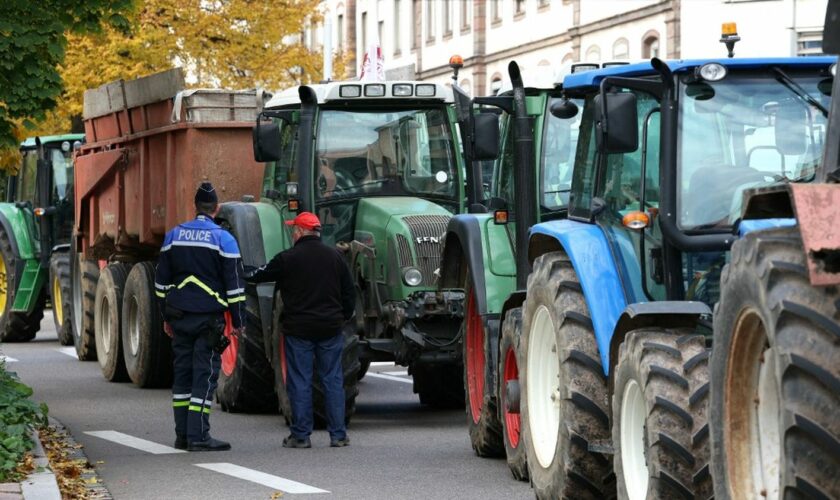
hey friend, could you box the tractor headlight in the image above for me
[402,267,423,286]
[697,63,727,82]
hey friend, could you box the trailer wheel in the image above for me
[216,289,276,413]
[520,251,614,499]
[0,227,44,342]
[411,362,464,409]
[499,307,528,481]
[463,280,504,457]
[711,226,840,500]
[71,248,99,361]
[94,263,131,381]
[612,329,711,500]
[50,253,74,346]
[121,262,173,388]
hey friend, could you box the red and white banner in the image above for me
[359,43,385,82]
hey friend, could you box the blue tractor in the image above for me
[500,47,835,498]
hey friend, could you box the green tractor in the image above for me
[0,134,83,343]
[218,81,491,420]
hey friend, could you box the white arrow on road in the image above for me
[0,355,18,363]
[195,463,329,494]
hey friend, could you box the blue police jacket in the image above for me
[154,214,246,328]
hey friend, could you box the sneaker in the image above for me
[330,437,350,448]
[174,436,187,450]
[282,435,312,449]
[188,437,231,452]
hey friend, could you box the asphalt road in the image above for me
[1,312,533,499]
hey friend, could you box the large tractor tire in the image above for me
[271,292,360,426]
[410,362,464,409]
[71,250,99,361]
[0,227,45,342]
[121,262,173,388]
[520,251,615,500]
[711,226,840,500]
[612,329,711,500]
[94,263,131,382]
[499,307,528,481]
[216,289,276,413]
[49,252,74,346]
[463,279,504,457]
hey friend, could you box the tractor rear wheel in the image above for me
[711,226,840,500]
[499,307,528,481]
[121,262,173,388]
[519,251,614,499]
[0,227,44,342]
[216,289,276,413]
[463,280,504,457]
[50,252,73,346]
[94,263,131,382]
[71,249,99,361]
[612,329,711,500]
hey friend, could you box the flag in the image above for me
[359,43,385,82]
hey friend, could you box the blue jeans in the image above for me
[285,333,346,440]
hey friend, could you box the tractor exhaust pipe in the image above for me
[508,62,536,289]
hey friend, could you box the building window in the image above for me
[490,74,503,95]
[426,0,435,41]
[393,0,401,54]
[337,14,344,51]
[612,38,629,59]
[798,31,823,56]
[642,31,660,58]
[515,0,525,17]
[443,0,452,35]
[562,52,574,63]
[538,0,550,9]
[491,0,501,23]
[362,11,368,49]
[585,45,601,62]
[461,0,470,30]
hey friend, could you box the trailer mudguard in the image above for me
[440,213,515,316]
[218,201,290,352]
[529,219,627,374]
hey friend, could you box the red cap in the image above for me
[285,212,321,230]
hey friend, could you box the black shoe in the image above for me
[282,435,312,449]
[174,436,187,450]
[330,437,350,448]
[188,437,231,452]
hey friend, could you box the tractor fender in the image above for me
[529,220,628,374]
[0,203,34,260]
[218,201,286,357]
[608,301,712,378]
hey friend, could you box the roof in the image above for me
[563,56,838,90]
[496,61,637,95]
[20,134,85,149]
[265,81,453,109]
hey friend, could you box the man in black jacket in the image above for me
[246,212,354,448]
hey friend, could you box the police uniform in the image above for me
[154,182,244,451]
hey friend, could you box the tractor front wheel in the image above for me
[50,252,73,346]
[499,307,528,481]
[0,227,44,342]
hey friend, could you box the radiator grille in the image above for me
[396,234,413,268]
[403,215,450,286]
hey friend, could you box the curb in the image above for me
[19,428,61,500]
[46,418,112,500]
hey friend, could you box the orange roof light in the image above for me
[622,211,650,230]
[449,55,464,68]
[721,22,738,37]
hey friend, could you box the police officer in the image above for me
[154,182,245,452]
[246,212,354,448]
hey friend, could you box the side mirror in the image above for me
[253,121,281,162]
[775,104,808,156]
[472,113,500,161]
[550,99,579,119]
[595,91,638,154]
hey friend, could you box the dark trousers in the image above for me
[170,313,222,443]
[285,333,346,440]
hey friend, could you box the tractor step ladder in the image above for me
[12,260,45,313]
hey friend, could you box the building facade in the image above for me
[306,0,829,95]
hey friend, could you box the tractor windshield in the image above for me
[48,145,74,202]
[541,98,584,210]
[677,70,832,230]
[314,108,458,201]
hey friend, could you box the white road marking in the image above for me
[366,372,413,384]
[195,463,329,494]
[369,361,394,367]
[84,431,186,454]
[57,347,78,358]
[0,355,18,363]
[386,370,408,376]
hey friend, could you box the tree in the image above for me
[0,0,132,171]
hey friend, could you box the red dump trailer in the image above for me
[71,69,266,387]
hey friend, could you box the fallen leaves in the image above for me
[38,425,102,499]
